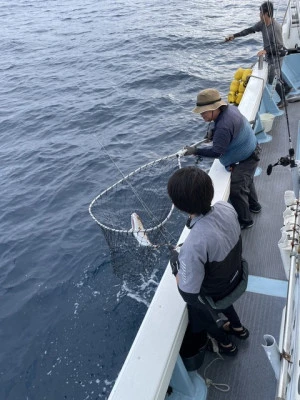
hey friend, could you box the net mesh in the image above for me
[89,150,211,277]
[89,154,182,269]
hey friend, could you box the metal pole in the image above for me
[276,205,299,398]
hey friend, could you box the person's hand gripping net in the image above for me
[184,145,197,156]
[225,35,234,42]
[169,246,180,276]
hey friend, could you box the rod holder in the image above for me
[262,334,281,380]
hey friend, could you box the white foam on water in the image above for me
[115,267,160,308]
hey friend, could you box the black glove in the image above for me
[186,216,192,228]
[169,249,180,276]
[184,146,197,156]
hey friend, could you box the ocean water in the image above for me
[0,1,266,399]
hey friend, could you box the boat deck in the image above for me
[198,101,300,400]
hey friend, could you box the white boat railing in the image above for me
[282,0,300,48]
[275,2,300,397]
[238,60,268,124]
[276,193,300,400]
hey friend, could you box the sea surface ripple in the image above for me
[0,0,263,398]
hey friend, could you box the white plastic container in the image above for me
[260,113,275,133]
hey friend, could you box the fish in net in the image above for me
[89,138,212,281]
[89,152,186,278]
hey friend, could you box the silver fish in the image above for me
[130,212,153,247]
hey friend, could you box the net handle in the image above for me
[174,138,209,157]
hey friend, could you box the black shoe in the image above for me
[222,322,250,340]
[240,221,254,230]
[249,203,262,213]
[207,338,238,356]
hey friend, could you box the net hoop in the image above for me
[88,151,183,234]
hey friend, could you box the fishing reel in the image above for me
[267,148,297,175]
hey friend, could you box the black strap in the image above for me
[196,98,221,107]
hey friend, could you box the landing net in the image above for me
[89,152,186,274]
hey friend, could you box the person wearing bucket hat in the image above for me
[192,88,227,114]
[225,1,292,108]
[185,88,261,230]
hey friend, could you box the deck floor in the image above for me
[197,101,299,400]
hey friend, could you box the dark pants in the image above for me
[187,303,242,345]
[268,57,291,101]
[229,154,260,225]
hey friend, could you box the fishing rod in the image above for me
[264,2,299,197]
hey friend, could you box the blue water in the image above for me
[0,1,265,398]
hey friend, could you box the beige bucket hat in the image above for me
[192,88,227,114]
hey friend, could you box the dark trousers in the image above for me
[268,57,291,101]
[187,303,242,345]
[229,155,259,224]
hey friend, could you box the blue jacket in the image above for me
[195,105,257,168]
